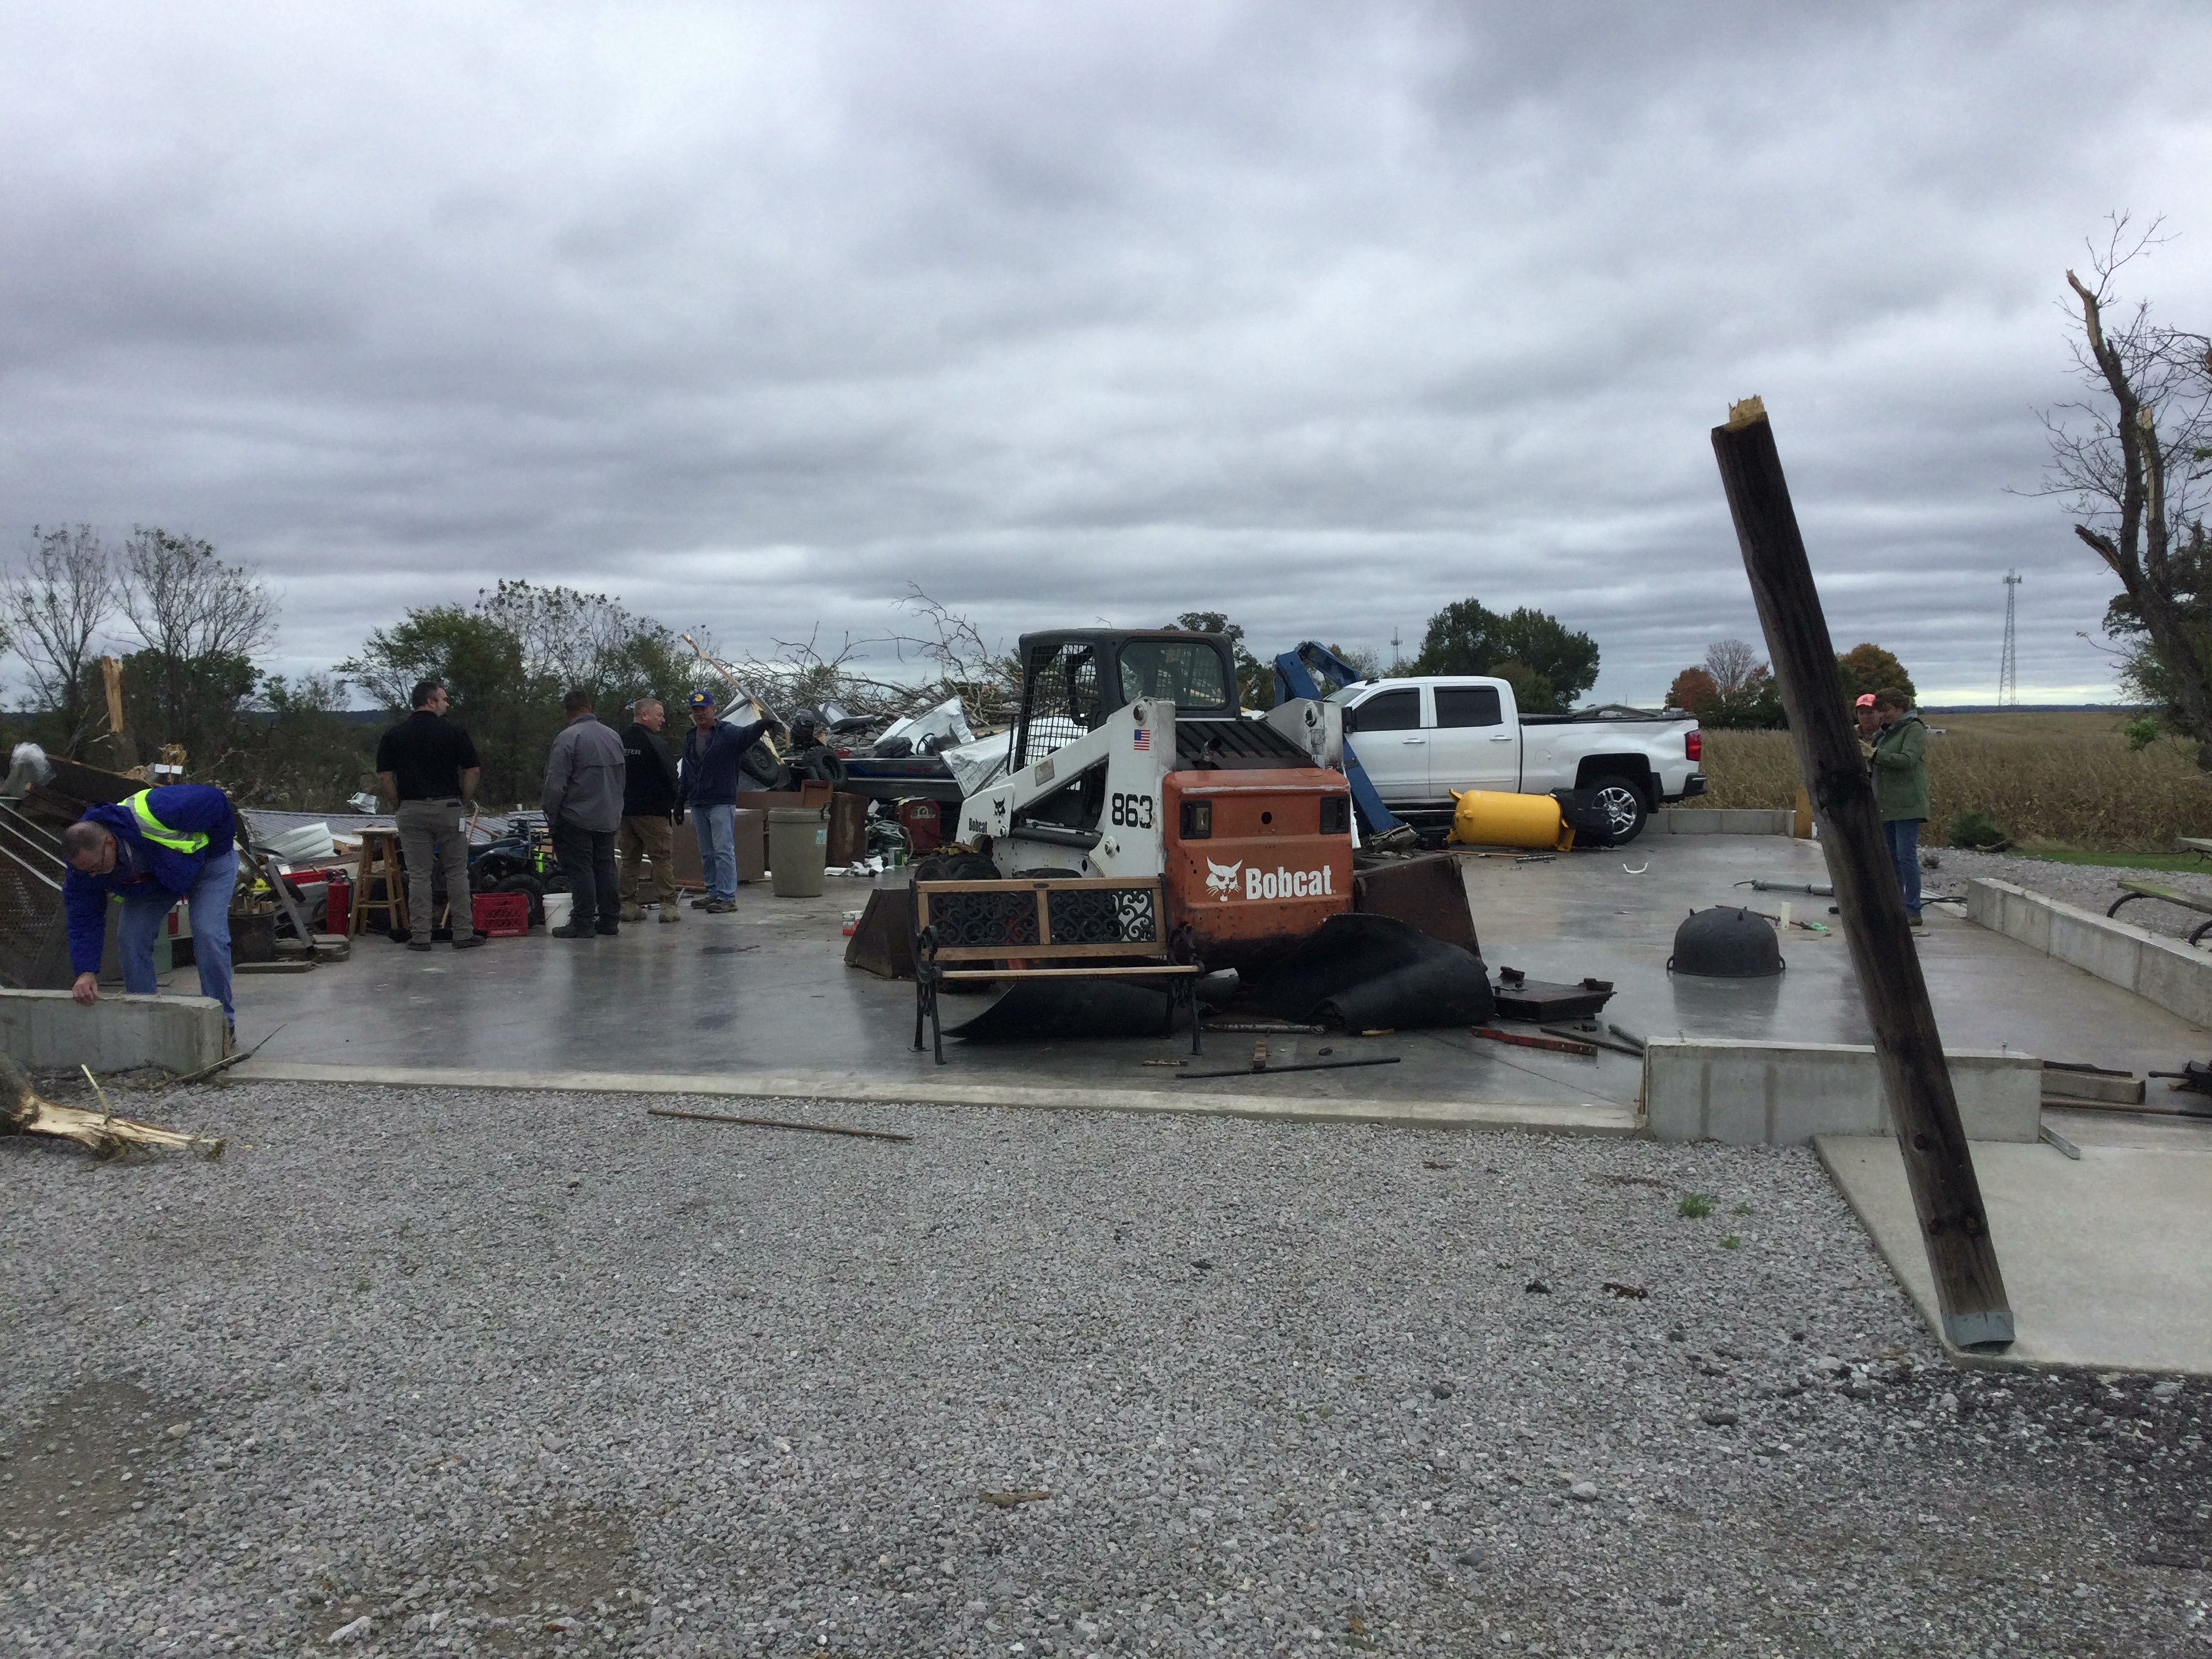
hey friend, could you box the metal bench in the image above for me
[2106,878,2212,945]
[910,876,1201,1065]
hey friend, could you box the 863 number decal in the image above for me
[1109,792,1154,828]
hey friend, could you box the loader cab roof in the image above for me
[1015,630,1240,721]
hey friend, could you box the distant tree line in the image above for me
[1663,638,1917,728]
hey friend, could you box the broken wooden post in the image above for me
[1711,396,2013,1349]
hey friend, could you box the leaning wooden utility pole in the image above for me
[1712,396,2013,1349]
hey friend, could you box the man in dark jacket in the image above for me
[618,697,683,924]
[62,783,241,1031]
[543,688,628,938]
[679,689,783,912]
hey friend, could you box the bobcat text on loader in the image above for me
[955,629,1355,968]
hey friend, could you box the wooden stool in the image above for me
[351,827,409,937]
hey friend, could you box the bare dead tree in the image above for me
[2041,215,2212,764]
[117,527,278,764]
[1702,638,1763,695]
[3,525,117,756]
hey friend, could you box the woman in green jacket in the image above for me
[1869,687,1929,925]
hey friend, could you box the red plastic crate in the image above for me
[472,892,531,937]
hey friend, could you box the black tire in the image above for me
[491,872,549,926]
[912,850,1000,884]
[1584,774,1649,846]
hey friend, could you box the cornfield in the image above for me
[1697,712,2212,851]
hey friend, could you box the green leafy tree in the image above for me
[1835,642,1917,706]
[1408,600,1599,710]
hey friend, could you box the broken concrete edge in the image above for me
[1967,876,2212,1027]
[225,1059,1643,1136]
[0,987,226,1077]
[1810,1134,2198,1380]
[1643,1038,2041,1146]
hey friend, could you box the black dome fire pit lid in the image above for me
[1668,906,1785,978]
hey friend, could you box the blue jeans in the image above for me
[692,804,737,901]
[117,847,237,1019]
[1883,818,1923,916]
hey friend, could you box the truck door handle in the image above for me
[1489,733,1514,741]
[1401,737,1425,744]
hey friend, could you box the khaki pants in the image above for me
[619,815,677,907]
[395,798,472,935]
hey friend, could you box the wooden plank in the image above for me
[2117,880,2212,914]
[933,941,1172,962]
[916,876,1164,893]
[941,965,1200,979]
[1713,397,2013,1349]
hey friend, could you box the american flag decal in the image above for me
[1132,727,1150,750]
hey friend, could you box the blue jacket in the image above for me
[64,785,238,975]
[680,718,775,808]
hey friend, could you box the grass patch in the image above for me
[1732,1201,1754,1215]
[2006,844,2212,871]
[1699,711,2212,852]
[1677,1193,1715,1218]
[1720,1235,1742,1250]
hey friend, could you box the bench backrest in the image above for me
[914,876,1166,962]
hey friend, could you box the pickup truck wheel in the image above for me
[1585,775,1648,845]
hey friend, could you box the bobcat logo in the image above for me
[1205,858,1243,902]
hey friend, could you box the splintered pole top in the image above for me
[1725,395,1768,430]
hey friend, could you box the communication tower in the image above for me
[1999,571,2022,706]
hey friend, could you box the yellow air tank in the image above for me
[1446,789,1576,852]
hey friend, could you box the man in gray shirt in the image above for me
[543,687,628,938]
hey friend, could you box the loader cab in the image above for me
[1010,630,1237,770]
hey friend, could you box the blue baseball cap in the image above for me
[687,689,717,710]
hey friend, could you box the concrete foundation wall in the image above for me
[1967,878,2212,1027]
[0,989,227,1075]
[1652,808,1795,836]
[1644,1038,2041,1145]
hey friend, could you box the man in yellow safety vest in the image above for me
[61,783,241,1033]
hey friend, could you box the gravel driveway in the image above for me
[3,1084,2207,1657]
[1933,848,2212,943]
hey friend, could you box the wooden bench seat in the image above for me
[910,876,1200,1064]
[2107,878,2212,945]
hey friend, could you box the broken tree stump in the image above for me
[0,1054,222,1159]
[1712,396,2013,1349]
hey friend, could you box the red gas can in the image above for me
[897,798,944,857]
[324,876,352,935]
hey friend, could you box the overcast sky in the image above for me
[4,1,2207,706]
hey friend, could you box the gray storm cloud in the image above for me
[2,1,2207,703]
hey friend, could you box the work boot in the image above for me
[659,905,680,923]
[549,923,595,939]
[621,905,647,923]
[705,898,737,914]
[407,940,432,952]
[595,919,620,936]
[1906,912,1924,928]
[453,933,485,950]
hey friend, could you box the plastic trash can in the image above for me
[769,806,829,898]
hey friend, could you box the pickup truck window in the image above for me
[1347,689,1420,732]
[1435,687,1502,729]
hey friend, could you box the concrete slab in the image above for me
[0,987,226,1075]
[1971,876,2212,1027]
[217,836,2209,1124]
[1817,1115,2212,1376]
[230,1058,1639,1134]
[1645,1038,2039,1144]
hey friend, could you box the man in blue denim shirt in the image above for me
[679,689,783,912]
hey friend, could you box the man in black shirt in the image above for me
[375,680,485,949]
[618,697,683,923]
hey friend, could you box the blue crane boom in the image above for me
[1271,642,1410,840]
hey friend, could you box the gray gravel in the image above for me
[4,1083,2209,1657]
[1933,848,2212,943]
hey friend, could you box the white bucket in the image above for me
[542,892,574,930]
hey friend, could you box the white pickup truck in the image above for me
[1328,676,1706,844]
